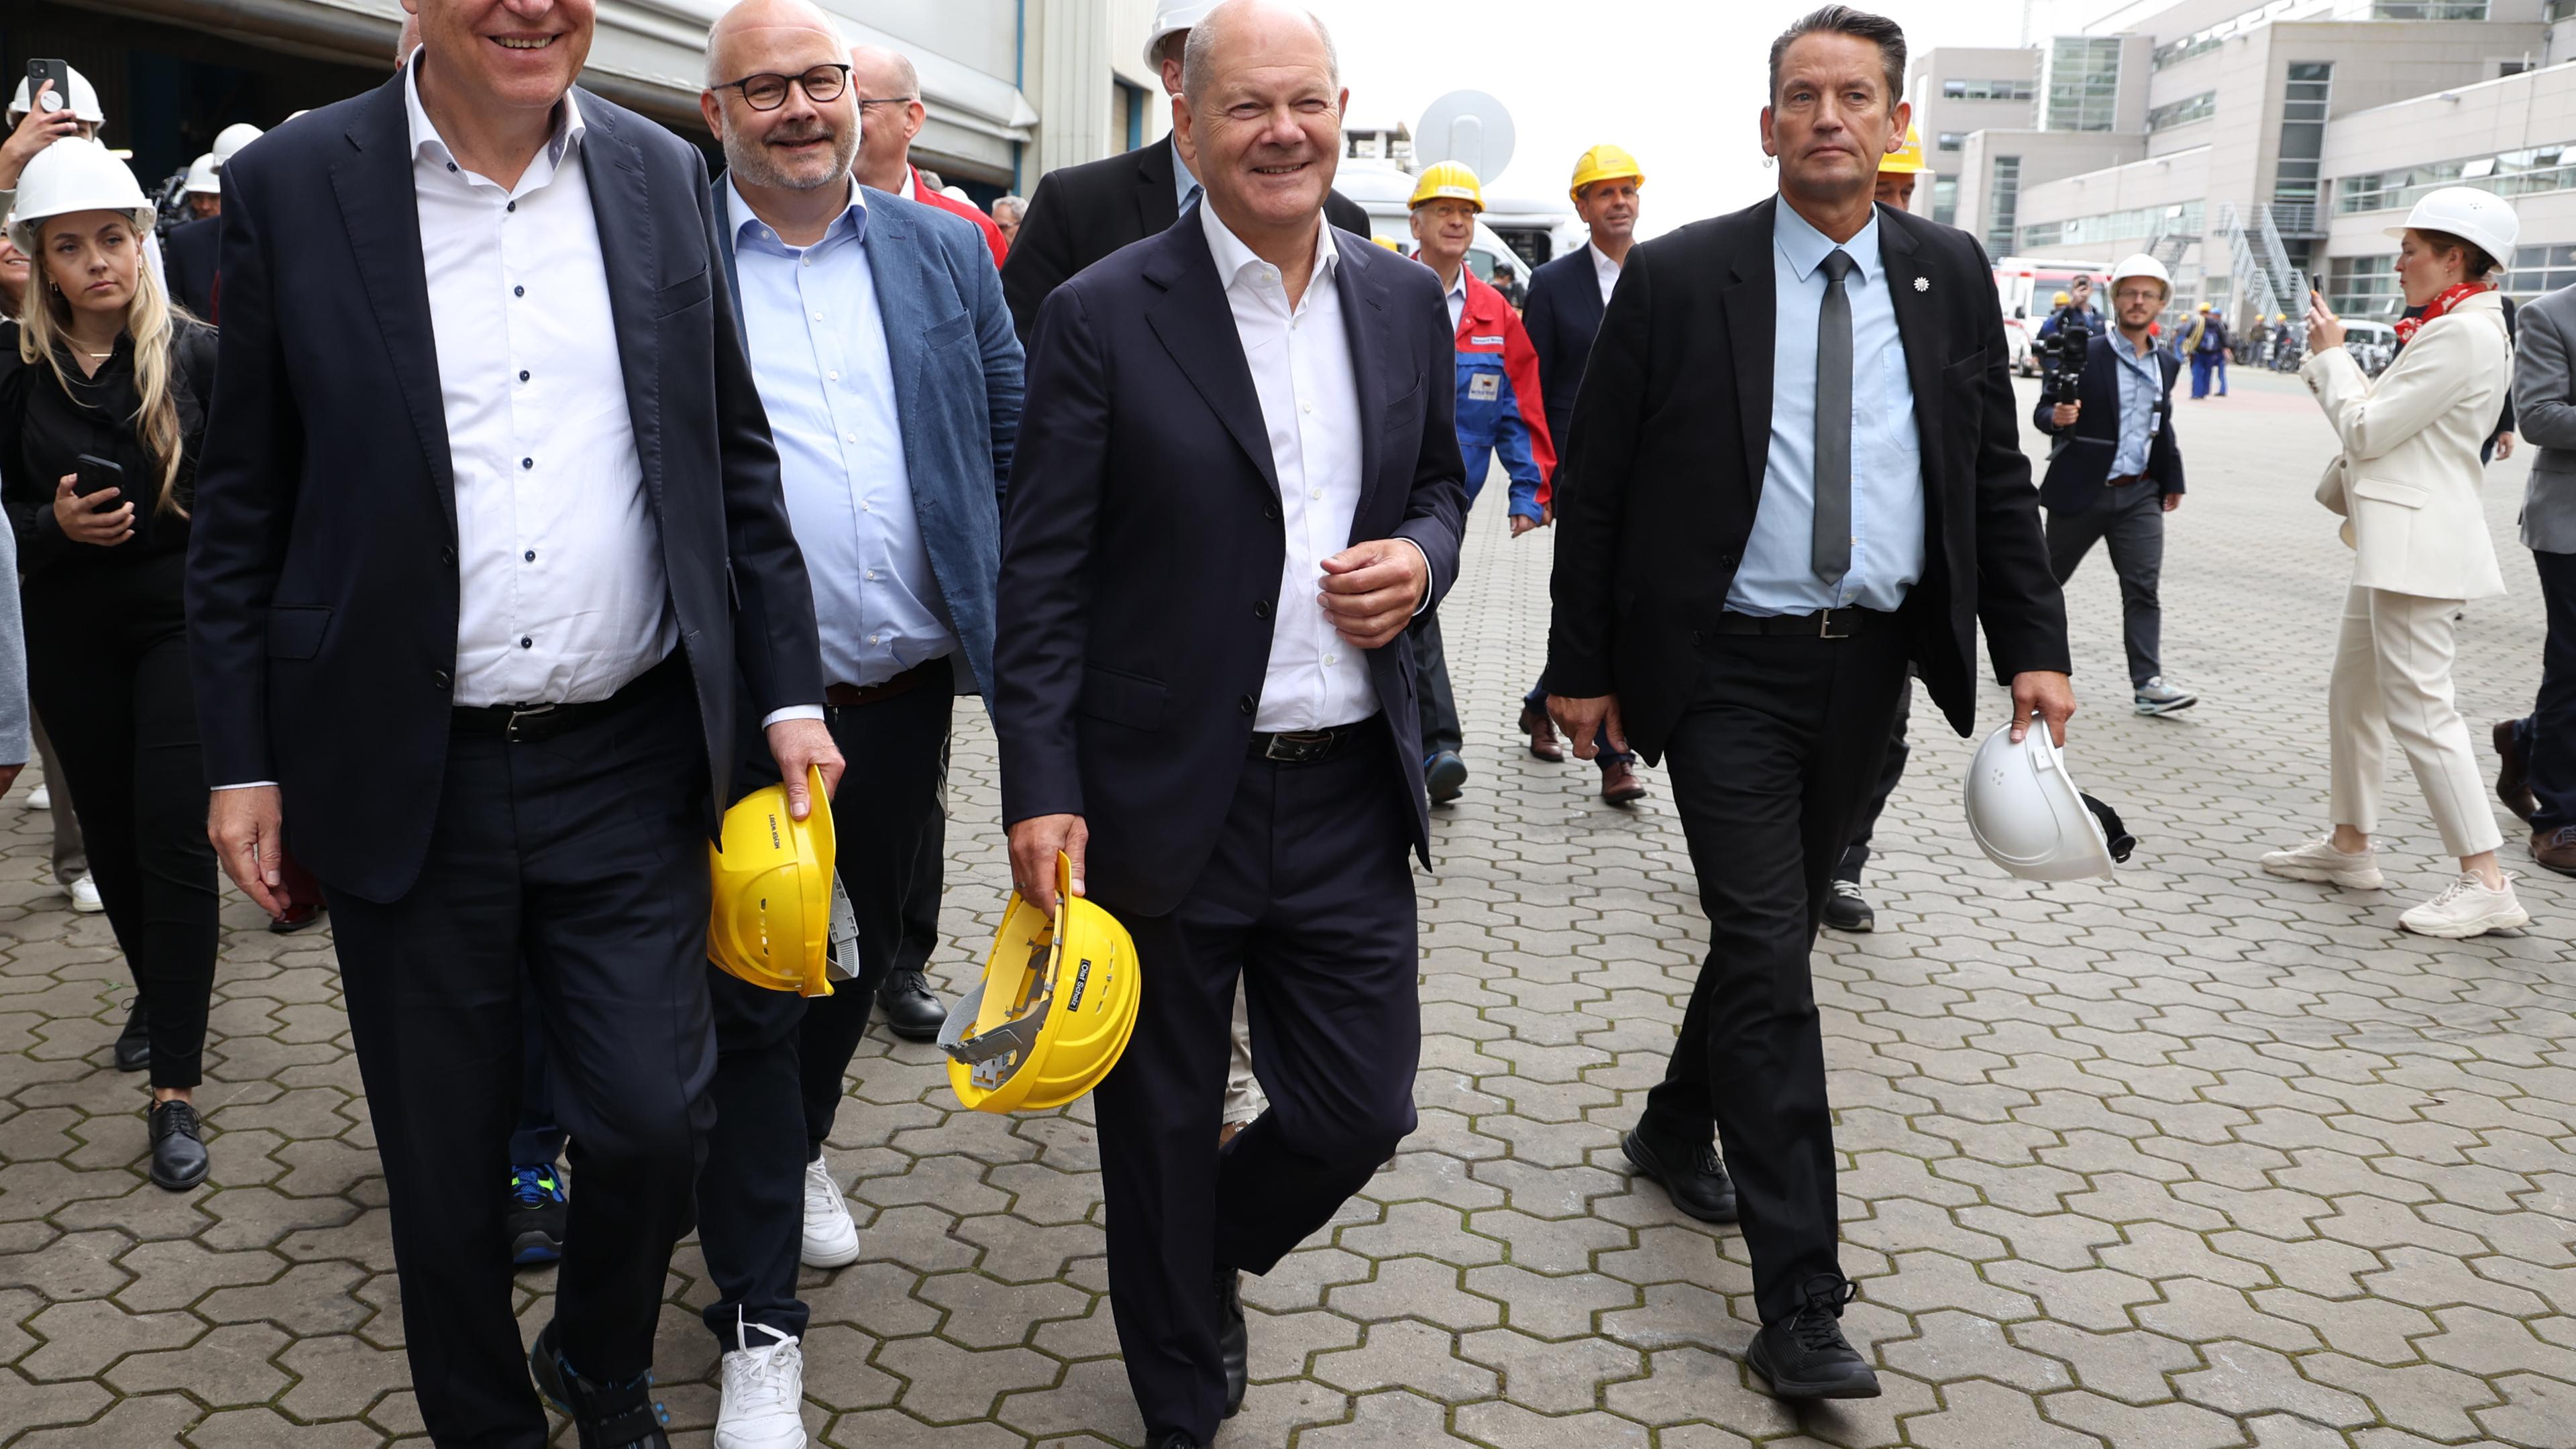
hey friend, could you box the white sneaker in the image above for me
[716,1314,808,1449]
[68,875,104,913]
[2260,836,2385,890]
[800,1153,860,1268]
[2400,872,2530,938]
[25,784,49,811]
[2133,676,2199,716]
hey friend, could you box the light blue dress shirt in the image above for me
[1175,137,1201,213]
[2108,336,2161,479]
[1727,203,1926,615]
[729,178,957,689]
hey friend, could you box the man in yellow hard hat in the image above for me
[1874,123,1927,210]
[1517,143,1648,802]
[1407,160,1554,808]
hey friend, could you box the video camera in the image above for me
[2033,309,2093,407]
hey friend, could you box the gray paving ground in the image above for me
[7,365,2576,1448]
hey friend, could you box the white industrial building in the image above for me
[1911,0,2576,327]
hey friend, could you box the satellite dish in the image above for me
[1415,90,1516,185]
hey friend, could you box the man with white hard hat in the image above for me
[164,156,226,319]
[2034,253,2197,720]
[998,0,1371,346]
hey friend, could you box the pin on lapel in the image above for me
[1913,276,1930,292]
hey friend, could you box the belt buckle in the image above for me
[504,702,557,743]
[1817,608,1854,640]
[1264,729,1330,763]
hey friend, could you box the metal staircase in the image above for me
[2218,203,2279,335]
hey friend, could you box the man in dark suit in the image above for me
[1546,3,2074,1401]
[186,2,837,1445]
[1516,142,1644,797]
[996,4,1465,1444]
[997,0,1371,347]
[2036,254,2196,718]
[163,158,222,319]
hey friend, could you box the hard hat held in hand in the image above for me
[707,767,839,997]
[1964,724,2119,882]
[942,853,1141,1114]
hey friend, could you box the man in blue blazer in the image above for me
[996,4,1464,1442]
[688,1,1023,1438]
[2034,253,2197,716]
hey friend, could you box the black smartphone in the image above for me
[2312,272,2327,301]
[72,453,123,505]
[24,60,70,117]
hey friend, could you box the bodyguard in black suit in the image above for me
[186,5,835,1445]
[996,5,1464,1444]
[1547,6,2073,1401]
[162,214,220,319]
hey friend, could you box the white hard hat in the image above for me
[1963,722,2119,882]
[182,153,221,196]
[6,140,156,259]
[2387,186,2520,266]
[8,66,104,126]
[211,122,265,166]
[2109,252,2170,296]
[1144,3,1216,70]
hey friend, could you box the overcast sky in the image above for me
[1303,0,2116,236]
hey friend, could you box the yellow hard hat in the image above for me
[1568,143,1644,202]
[2275,313,2288,321]
[2052,290,2071,305]
[1880,125,1929,175]
[708,767,839,998]
[941,853,1142,1113]
[1409,161,1484,213]
[1373,235,1403,252]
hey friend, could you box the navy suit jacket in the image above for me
[164,215,221,320]
[187,71,824,902]
[711,180,1024,699]
[1521,245,1605,482]
[995,208,1469,916]
[2032,332,2184,512]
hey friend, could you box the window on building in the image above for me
[2146,92,2216,131]
[2337,143,2576,213]
[1986,156,2022,257]
[2154,1,2302,70]
[2328,254,2402,320]
[2046,37,2124,131]
[1932,176,1959,226]
[1937,131,1966,152]
[1941,77,2035,101]
[1116,79,1148,153]
[2504,245,2576,305]
[2369,1,2488,16]
[2551,0,2576,21]
[2019,201,2204,252]
[2273,62,2332,205]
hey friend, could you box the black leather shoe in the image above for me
[114,1001,150,1073]
[2498,719,2538,822]
[1823,879,1875,932]
[1621,1125,1738,1223]
[1746,1275,1880,1399]
[877,968,946,1042]
[268,900,327,934]
[529,1320,669,1449]
[148,1099,209,1191]
[1425,750,1468,805]
[507,1163,569,1267]
[1216,1267,1248,1417]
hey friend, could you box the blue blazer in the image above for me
[995,208,1469,916]
[711,180,1023,699]
[2033,331,2186,513]
[1520,246,1605,484]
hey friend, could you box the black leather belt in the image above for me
[451,651,684,744]
[826,655,947,709]
[1711,607,1893,639]
[1248,717,1377,763]
[2107,472,2148,487]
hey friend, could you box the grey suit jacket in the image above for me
[2515,283,2576,553]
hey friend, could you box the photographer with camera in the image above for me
[2035,254,2198,718]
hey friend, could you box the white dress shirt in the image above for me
[1443,262,1469,334]
[405,57,674,708]
[1589,241,1621,308]
[1201,203,1375,733]
[728,178,955,689]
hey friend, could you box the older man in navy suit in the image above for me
[995,3,1465,1443]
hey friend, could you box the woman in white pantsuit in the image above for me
[2263,187,2528,937]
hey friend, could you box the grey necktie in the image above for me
[1813,248,1856,584]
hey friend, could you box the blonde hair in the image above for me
[18,213,188,518]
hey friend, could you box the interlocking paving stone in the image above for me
[9,369,2576,1445]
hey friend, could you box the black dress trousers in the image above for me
[1091,735,1422,1446]
[321,657,716,1449]
[1638,626,1909,1326]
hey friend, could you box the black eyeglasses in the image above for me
[719,64,851,112]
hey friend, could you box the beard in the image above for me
[724,121,858,193]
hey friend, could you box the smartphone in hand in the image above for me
[24,60,70,115]
[72,453,124,506]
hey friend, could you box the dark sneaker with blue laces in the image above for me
[507,1162,568,1267]
[1425,750,1468,804]
[529,1318,670,1449]
[1746,1274,1880,1399]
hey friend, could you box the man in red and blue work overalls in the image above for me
[1408,160,1552,806]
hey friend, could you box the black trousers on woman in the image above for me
[23,553,219,1089]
